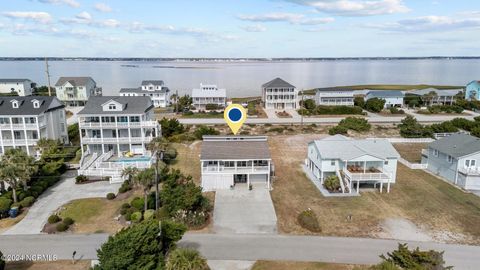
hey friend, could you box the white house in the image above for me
[0,79,36,96]
[408,88,463,106]
[365,90,404,108]
[306,135,400,193]
[77,96,161,183]
[55,77,102,106]
[0,96,68,156]
[421,134,480,191]
[120,80,170,108]
[315,88,354,106]
[192,84,227,110]
[200,136,273,191]
[261,78,297,110]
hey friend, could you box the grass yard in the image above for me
[6,260,90,270]
[269,135,480,244]
[0,211,27,234]
[252,261,365,270]
[57,191,141,234]
[301,84,462,95]
[171,142,202,184]
[180,112,223,119]
[393,143,428,163]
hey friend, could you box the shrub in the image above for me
[389,107,405,114]
[75,174,88,184]
[166,248,210,270]
[354,96,365,108]
[475,116,480,122]
[430,122,458,133]
[365,98,386,113]
[172,210,209,228]
[159,117,186,138]
[48,214,61,224]
[121,203,131,210]
[11,202,22,210]
[63,217,74,226]
[338,117,371,132]
[193,125,219,140]
[324,175,341,192]
[20,196,35,208]
[302,99,316,110]
[399,116,433,138]
[143,209,155,220]
[106,193,116,200]
[205,103,220,110]
[328,125,348,135]
[0,250,5,270]
[130,197,145,211]
[56,222,68,232]
[0,198,12,214]
[297,209,321,232]
[130,211,143,223]
[379,243,451,270]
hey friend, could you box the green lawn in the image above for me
[180,113,223,119]
[301,84,463,95]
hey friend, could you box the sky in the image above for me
[0,0,479,57]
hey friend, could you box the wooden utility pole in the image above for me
[45,57,52,96]
[300,89,304,129]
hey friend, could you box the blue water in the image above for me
[114,156,151,163]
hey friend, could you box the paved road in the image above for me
[0,233,479,269]
[2,171,120,235]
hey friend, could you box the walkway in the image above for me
[1,233,479,270]
[3,171,120,235]
[213,188,277,234]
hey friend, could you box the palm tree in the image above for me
[148,137,171,211]
[0,149,37,203]
[166,248,210,270]
[423,91,438,106]
[133,168,155,211]
[121,166,138,184]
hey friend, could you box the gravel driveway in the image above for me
[3,171,120,235]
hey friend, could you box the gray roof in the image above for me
[0,96,64,116]
[192,88,226,98]
[428,134,480,158]
[315,87,354,92]
[201,136,271,160]
[262,78,295,88]
[119,87,170,94]
[408,88,463,97]
[141,80,164,86]
[366,90,404,99]
[78,96,154,115]
[55,77,95,87]
[310,135,400,160]
[0,79,32,83]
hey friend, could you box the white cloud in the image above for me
[367,15,480,32]
[38,0,80,8]
[237,12,334,25]
[76,11,92,21]
[100,19,120,28]
[61,12,120,28]
[285,0,409,16]
[241,24,267,32]
[94,3,113,13]
[3,11,53,24]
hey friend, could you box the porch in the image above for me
[340,160,393,194]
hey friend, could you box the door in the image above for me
[234,174,247,184]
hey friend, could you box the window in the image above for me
[237,161,247,167]
[33,100,40,108]
[447,155,453,163]
[108,104,116,110]
[465,160,477,168]
[12,101,18,108]
[224,161,235,167]
[433,149,438,157]
[130,116,140,122]
[384,160,389,165]
[330,160,335,166]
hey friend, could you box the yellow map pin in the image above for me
[224,104,247,135]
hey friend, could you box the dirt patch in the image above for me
[393,143,428,163]
[376,218,433,242]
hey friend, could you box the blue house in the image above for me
[466,81,480,101]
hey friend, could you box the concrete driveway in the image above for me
[3,171,120,235]
[213,187,277,234]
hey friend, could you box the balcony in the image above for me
[202,166,269,174]
[0,123,44,130]
[79,120,158,129]
[2,138,39,146]
[343,168,391,182]
[458,167,480,176]
[81,136,155,144]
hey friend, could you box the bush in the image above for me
[75,175,88,184]
[63,217,74,226]
[430,122,458,133]
[324,175,341,192]
[354,96,365,108]
[0,198,12,214]
[56,222,68,232]
[131,197,145,211]
[302,99,316,110]
[328,125,348,135]
[338,117,371,132]
[123,208,135,221]
[365,98,386,113]
[0,250,5,270]
[205,103,220,110]
[297,209,321,232]
[130,211,143,223]
[193,125,219,140]
[399,116,433,138]
[118,180,132,193]
[121,203,131,210]
[20,196,35,208]
[106,193,116,200]
[166,248,210,270]
[48,214,61,224]
[144,209,155,220]
[389,107,405,114]
[475,116,480,122]
[160,117,186,138]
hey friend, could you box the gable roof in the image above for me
[119,87,170,94]
[366,90,404,99]
[262,78,295,88]
[78,96,153,115]
[141,80,164,86]
[0,96,64,115]
[201,136,271,160]
[192,87,227,98]
[315,87,354,93]
[310,136,400,160]
[0,79,32,83]
[428,134,480,158]
[55,77,95,87]
[408,88,463,97]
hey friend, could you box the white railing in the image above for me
[343,169,391,181]
[385,138,435,143]
[202,166,269,173]
[81,136,155,144]
[97,161,152,170]
[459,167,480,176]
[434,131,470,140]
[1,138,39,145]
[79,120,158,129]
[79,149,90,167]
[336,169,347,193]
[80,152,98,170]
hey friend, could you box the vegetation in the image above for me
[328,125,348,135]
[48,214,61,224]
[364,98,386,113]
[106,193,116,200]
[159,118,186,139]
[133,168,156,212]
[417,105,464,114]
[94,219,187,270]
[398,116,433,138]
[177,95,193,112]
[205,103,221,111]
[193,125,220,140]
[56,222,68,232]
[0,250,4,270]
[75,174,88,184]
[329,117,371,135]
[0,149,38,203]
[378,243,452,270]
[297,209,321,232]
[399,116,480,138]
[299,105,364,116]
[389,107,405,115]
[323,175,341,192]
[301,84,463,95]
[166,248,210,270]
[67,123,80,145]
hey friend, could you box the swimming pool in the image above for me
[114,156,152,163]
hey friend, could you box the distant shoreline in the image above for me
[1,57,480,62]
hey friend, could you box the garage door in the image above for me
[249,174,267,184]
[201,174,233,191]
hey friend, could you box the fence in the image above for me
[398,157,428,170]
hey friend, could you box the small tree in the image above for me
[0,149,38,203]
[365,98,386,113]
[302,99,316,111]
[166,248,210,270]
[159,118,186,138]
[95,220,187,270]
[379,243,452,270]
[121,166,138,183]
[134,168,156,212]
[323,175,340,192]
[193,125,219,139]
[354,96,365,108]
